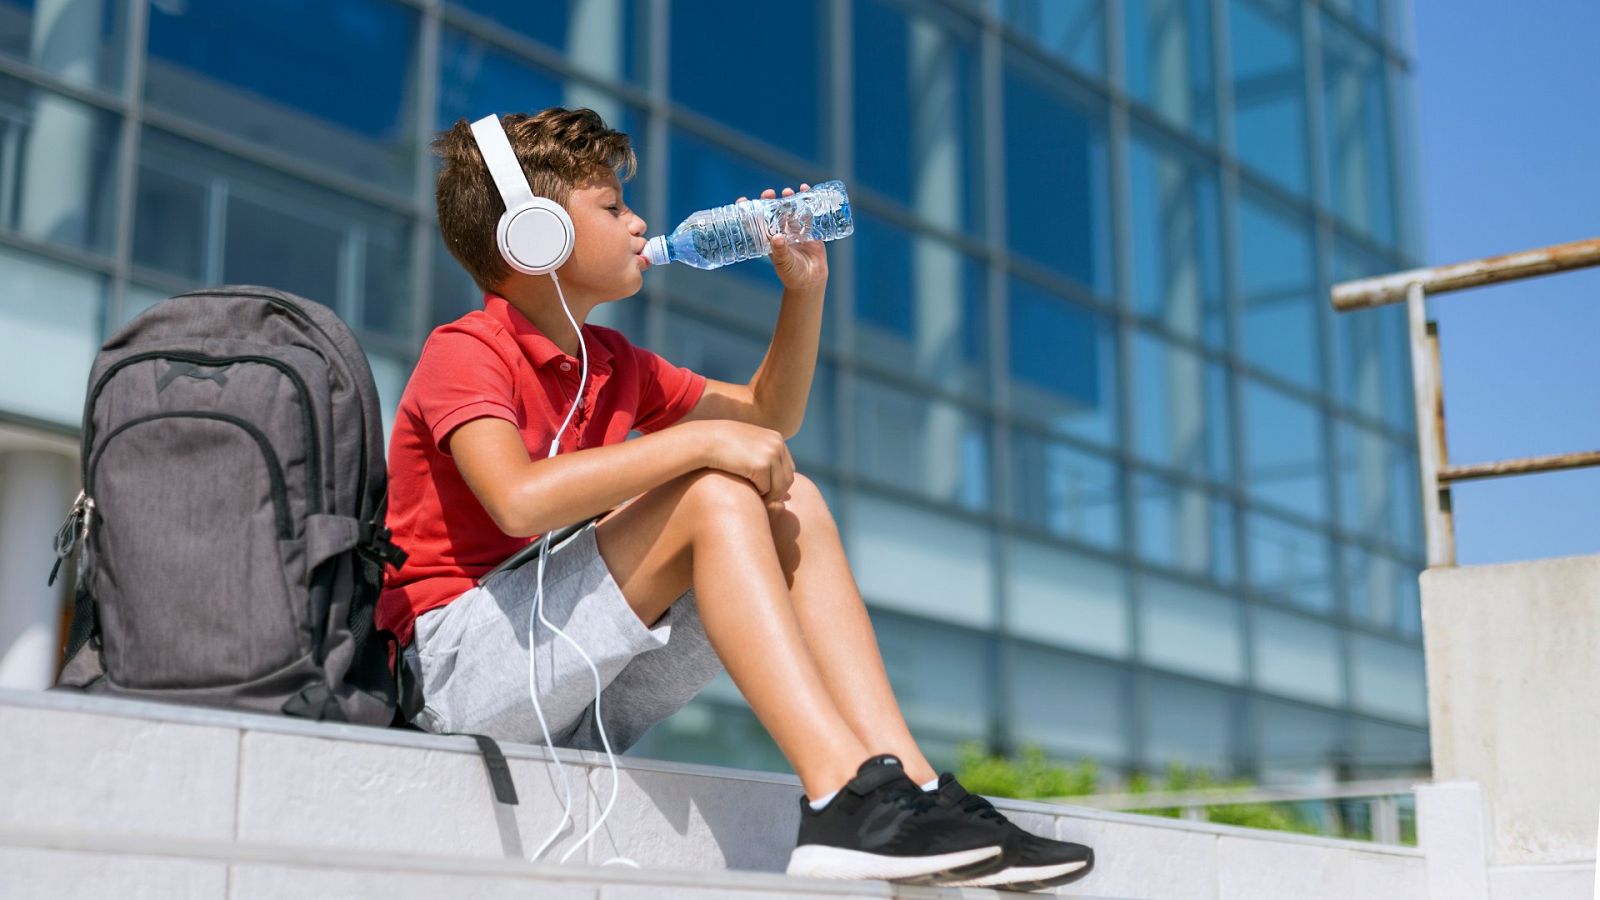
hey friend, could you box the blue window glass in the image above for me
[669,1,824,162]
[1124,0,1216,137]
[1241,377,1328,520]
[1129,131,1226,347]
[146,0,419,193]
[1228,0,1308,195]
[1257,698,1345,780]
[1246,508,1335,614]
[1007,276,1119,448]
[875,612,994,742]
[1330,241,1413,433]
[450,0,648,84]
[134,130,414,338]
[1000,0,1104,76]
[1134,471,1237,584]
[1009,429,1122,551]
[855,377,990,512]
[849,492,996,627]
[1334,420,1422,558]
[0,246,106,427]
[852,213,987,397]
[0,77,120,256]
[1002,56,1111,293]
[1130,330,1232,484]
[1252,606,1344,704]
[1341,542,1421,636]
[853,0,984,236]
[1237,192,1320,389]
[437,27,562,127]
[1140,574,1245,683]
[0,0,128,90]
[1007,535,1130,657]
[1320,14,1396,243]
[1352,719,1429,778]
[1351,634,1426,724]
[1323,0,1383,37]
[1008,645,1131,763]
[1143,675,1246,775]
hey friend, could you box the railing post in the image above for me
[1407,280,1456,567]
[1372,795,1401,844]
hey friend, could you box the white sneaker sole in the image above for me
[941,858,1091,888]
[786,843,1003,883]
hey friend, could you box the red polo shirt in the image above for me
[376,294,706,647]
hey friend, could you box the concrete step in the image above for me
[0,688,1426,899]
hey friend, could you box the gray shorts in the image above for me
[401,519,722,752]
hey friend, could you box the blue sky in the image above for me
[1410,0,1600,564]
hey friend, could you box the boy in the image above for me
[378,106,1093,889]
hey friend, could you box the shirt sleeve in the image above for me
[631,342,707,435]
[411,328,519,455]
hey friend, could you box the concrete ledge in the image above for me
[1,688,1426,899]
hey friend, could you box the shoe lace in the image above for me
[957,791,1009,824]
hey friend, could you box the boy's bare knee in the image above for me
[679,467,765,515]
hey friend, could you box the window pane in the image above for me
[855,377,989,511]
[1253,606,1344,704]
[0,246,104,426]
[852,214,987,397]
[1144,675,1244,774]
[876,613,993,741]
[1341,543,1422,638]
[1241,378,1327,520]
[1228,0,1308,195]
[1237,194,1319,389]
[848,492,995,628]
[1006,536,1130,658]
[1350,635,1426,724]
[1002,56,1111,292]
[1320,15,1395,242]
[146,0,419,193]
[1134,472,1236,584]
[1125,0,1216,137]
[853,0,984,235]
[0,78,120,255]
[1334,420,1421,556]
[0,0,128,90]
[1000,0,1104,75]
[1129,133,1225,346]
[450,0,649,84]
[1008,277,1119,447]
[670,1,824,161]
[135,130,415,338]
[1352,719,1429,777]
[1131,331,1231,482]
[1139,575,1245,683]
[1331,241,1413,433]
[1010,430,1121,550]
[1009,645,1130,762]
[1246,509,1335,614]
[1257,698,1344,781]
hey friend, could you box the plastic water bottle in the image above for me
[641,179,853,270]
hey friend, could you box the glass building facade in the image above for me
[0,0,1427,786]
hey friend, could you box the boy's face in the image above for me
[554,174,649,302]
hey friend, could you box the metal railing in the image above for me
[1331,237,1600,567]
[1049,778,1419,845]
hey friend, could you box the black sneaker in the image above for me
[785,755,1008,884]
[930,773,1095,891]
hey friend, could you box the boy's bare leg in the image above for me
[595,469,869,799]
[766,474,940,787]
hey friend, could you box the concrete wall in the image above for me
[1421,553,1600,867]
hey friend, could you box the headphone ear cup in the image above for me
[498,197,574,275]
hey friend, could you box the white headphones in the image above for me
[470,113,575,275]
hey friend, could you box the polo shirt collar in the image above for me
[484,293,614,374]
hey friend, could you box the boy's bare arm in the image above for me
[450,416,796,538]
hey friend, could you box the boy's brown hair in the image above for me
[433,107,637,292]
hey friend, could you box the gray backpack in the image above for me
[52,286,416,726]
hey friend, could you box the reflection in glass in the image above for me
[1000,0,1104,75]
[1241,378,1327,519]
[1332,241,1413,432]
[1003,57,1111,292]
[1006,536,1130,657]
[0,0,128,90]
[848,492,995,628]
[1010,430,1121,549]
[1320,13,1395,242]
[1228,0,1308,194]
[1131,330,1231,482]
[1246,509,1335,613]
[1252,606,1344,704]
[875,612,993,740]
[1134,472,1236,583]
[1352,719,1430,778]
[853,214,986,396]
[1144,675,1243,774]
[0,77,119,255]
[1124,0,1216,136]
[1139,575,1245,683]
[1334,420,1422,556]
[855,377,989,511]
[1237,194,1319,388]
[1008,277,1118,447]
[146,0,419,192]
[853,0,984,235]
[1257,698,1344,782]
[1350,634,1426,724]
[0,245,104,427]
[1129,133,1225,345]
[451,0,647,84]
[1008,645,1130,762]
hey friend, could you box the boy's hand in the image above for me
[737,184,829,292]
[689,419,795,509]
